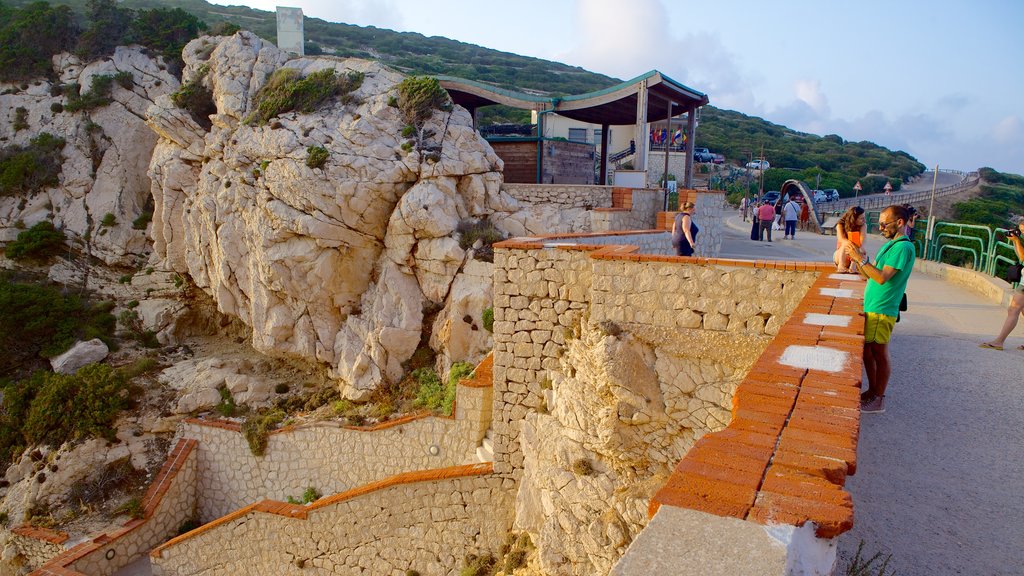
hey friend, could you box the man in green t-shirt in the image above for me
[846,205,915,414]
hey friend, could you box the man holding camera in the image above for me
[979,220,1024,351]
[846,205,916,414]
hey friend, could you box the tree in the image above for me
[0,2,79,82]
[131,7,205,74]
[76,0,134,61]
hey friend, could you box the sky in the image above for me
[214,0,1024,175]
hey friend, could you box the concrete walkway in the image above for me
[720,214,1024,575]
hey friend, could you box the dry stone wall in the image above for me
[591,189,663,231]
[501,184,612,208]
[6,527,65,572]
[150,467,514,576]
[177,382,491,522]
[491,239,818,575]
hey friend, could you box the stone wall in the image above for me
[24,439,199,576]
[489,238,822,574]
[502,184,612,209]
[539,231,673,255]
[176,381,492,522]
[150,465,514,576]
[657,191,728,258]
[8,527,66,572]
[591,189,664,232]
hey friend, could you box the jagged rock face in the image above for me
[146,32,510,399]
[0,47,179,265]
[515,322,753,575]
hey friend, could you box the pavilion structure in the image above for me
[438,71,709,187]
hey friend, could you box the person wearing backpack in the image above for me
[980,219,1024,351]
[846,205,916,414]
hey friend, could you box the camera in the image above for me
[1007,228,1022,239]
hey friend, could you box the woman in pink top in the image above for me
[833,206,866,272]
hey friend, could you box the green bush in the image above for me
[412,361,472,415]
[100,213,116,227]
[208,22,241,36]
[132,211,152,230]
[65,75,116,113]
[130,7,205,75]
[170,66,216,130]
[113,71,133,89]
[0,274,117,376]
[246,68,364,125]
[242,409,286,456]
[459,554,496,576]
[306,145,329,169]
[0,3,79,83]
[456,218,505,262]
[118,310,160,348]
[301,486,321,504]
[6,222,65,261]
[214,386,236,417]
[75,0,134,61]
[13,108,28,131]
[0,133,66,197]
[12,364,129,449]
[396,76,451,128]
[115,497,145,519]
[482,307,494,333]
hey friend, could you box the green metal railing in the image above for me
[888,216,1021,288]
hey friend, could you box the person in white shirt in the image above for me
[782,197,800,239]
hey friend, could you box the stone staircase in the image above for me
[475,428,494,463]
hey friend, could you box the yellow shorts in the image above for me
[864,312,897,344]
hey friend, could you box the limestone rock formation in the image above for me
[49,339,109,375]
[146,32,509,399]
[0,47,179,265]
[514,321,755,575]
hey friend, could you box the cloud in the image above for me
[992,115,1024,144]
[559,0,760,113]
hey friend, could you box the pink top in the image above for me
[757,204,776,220]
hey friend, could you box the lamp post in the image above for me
[924,165,939,259]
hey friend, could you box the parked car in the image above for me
[745,159,770,170]
[693,147,715,163]
[812,190,827,203]
[823,189,840,201]
[759,191,781,205]
[712,153,725,164]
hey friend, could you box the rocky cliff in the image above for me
[0,48,180,266]
[145,32,516,399]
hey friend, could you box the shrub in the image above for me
[842,540,894,576]
[170,66,215,130]
[118,309,160,348]
[0,3,79,83]
[114,497,144,519]
[132,211,152,230]
[456,218,505,262]
[572,458,594,476]
[482,307,494,332]
[412,362,471,415]
[301,486,320,504]
[207,21,241,36]
[246,68,364,125]
[306,145,329,169]
[100,213,116,227]
[242,409,285,456]
[67,456,140,507]
[274,383,289,394]
[13,108,28,131]
[113,71,133,89]
[17,364,130,447]
[0,133,66,197]
[65,75,116,113]
[214,385,237,417]
[75,0,134,61]
[396,76,451,128]
[119,357,158,379]
[0,275,117,376]
[460,554,496,576]
[50,102,64,114]
[5,222,65,261]
[130,7,205,75]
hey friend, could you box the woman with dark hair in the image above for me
[671,201,699,256]
[834,206,867,272]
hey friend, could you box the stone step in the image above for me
[476,428,494,463]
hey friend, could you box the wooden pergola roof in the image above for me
[438,70,709,126]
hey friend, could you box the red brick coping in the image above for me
[11,526,68,546]
[150,462,494,559]
[494,232,863,539]
[27,439,198,576]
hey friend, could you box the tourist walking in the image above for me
[847,205,916,413]
[740,196,748,222]
[782,196,800,239]
[979,220,1024,351]
[671,201,699,256]
[757,201,775,242]
[834,206,867,272]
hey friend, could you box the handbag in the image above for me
[1006,262,1023,284]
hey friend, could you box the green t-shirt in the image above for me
[863,237,915,317]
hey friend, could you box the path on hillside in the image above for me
[720,216,1024,575]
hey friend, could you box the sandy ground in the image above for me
[722,213,1024,575]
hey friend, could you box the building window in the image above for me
[568,128,588,143]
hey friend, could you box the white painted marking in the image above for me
[819,288,855,298]
[829,273,861,280]
[779,345,848,373]
[803,313,852,327]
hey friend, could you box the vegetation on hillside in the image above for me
[0,0,204,82]
[0,133,66,197]
[954,168,1024,229]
